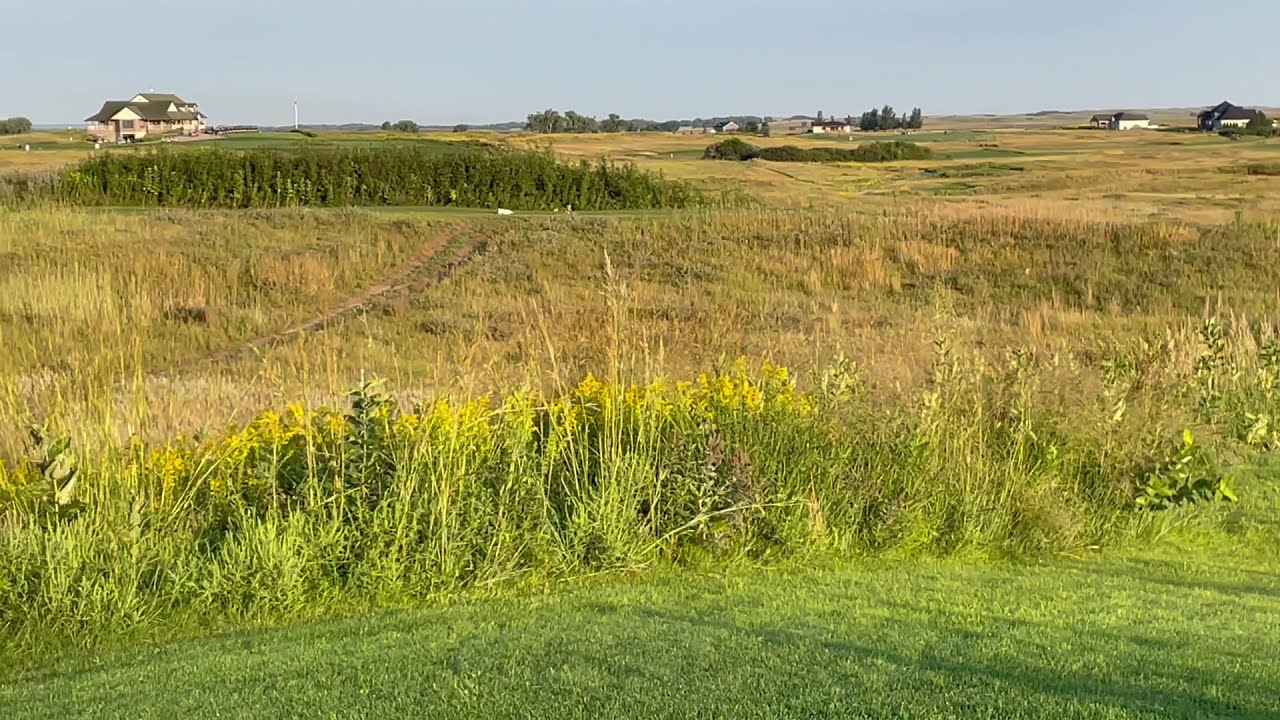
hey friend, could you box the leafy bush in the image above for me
[0,117,33,135]
[704,139,933,163]
[381,120,420,133]
[47,146,704,210]
[703,138,759,160]
[1221,129,1279,139]
[1136,430,1236,511]
[841,141,934,162]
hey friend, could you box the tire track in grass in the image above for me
[160,225,486,376]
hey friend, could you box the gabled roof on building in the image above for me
[134,92,188,104]
[85,101,133,122]
[1201,101,1257,121]
[1220,107,1257,121]
[132,103,181,121]
[86,93,204,123]
[1112,112,1149,121]
[1090,114,1111,122]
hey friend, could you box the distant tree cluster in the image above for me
[380,120,420,133]
[525,109,601,134]
[526,109,765,135]
[1241,111,1278,136]
[0,117,33,135]
[857,107,924,131]
[601,114,626,133]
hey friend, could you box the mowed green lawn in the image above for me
[4,551,1278,720]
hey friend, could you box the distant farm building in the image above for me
[675,126,717,135]
[1108,112,1150,130]
[811,120,854,134]
[713,121,740,133]
[1089,114,1112,129]
[764,118,813,137]
[1198,102,1260,131]
[86,92,206,143]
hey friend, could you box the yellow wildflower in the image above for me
[717,375,738,407]
[561,403,581,434]
[577,374,608,402]
[394,412,422,436]
[324,411,346,438]
[150,446,188,491]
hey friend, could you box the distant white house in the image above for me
[713,121,740,133]
[764,118,813,137]
[1086,112,1151,130]
[1109,112,1150,131]
[811,120,854,134]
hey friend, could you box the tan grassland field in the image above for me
[2,122,1279,459]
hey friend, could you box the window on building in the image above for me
[122,120,136,130]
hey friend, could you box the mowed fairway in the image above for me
[5,550,1279,720]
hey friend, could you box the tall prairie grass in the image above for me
[4,325,1277,652]
[1,200,1279,658]
[3,205,1279,457]
[0,356,1213,646]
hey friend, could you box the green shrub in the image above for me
[0,117,33,135]
[47,146,703,210]
[704,140,933,163]
[703,138,759,161]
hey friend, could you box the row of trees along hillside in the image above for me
[379,120,471,133]
[380,120,420,132]
[48,146,704,210]
[525,109,764,134]
[854,107,924,131]
[1,117,33,135]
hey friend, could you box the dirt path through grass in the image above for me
[167,225,486,375]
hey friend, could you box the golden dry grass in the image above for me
[2,127,1279,458]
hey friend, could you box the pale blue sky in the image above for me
[5,0,1276,125]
